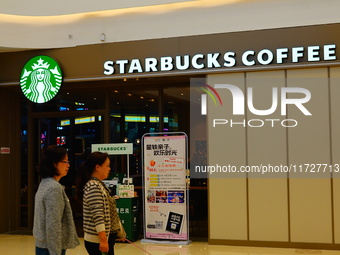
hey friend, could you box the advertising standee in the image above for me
[142,133,189,243]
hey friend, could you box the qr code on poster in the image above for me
[155,221,163,229]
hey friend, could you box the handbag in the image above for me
[116,220,127,240]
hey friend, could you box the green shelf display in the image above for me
[116,197,139,242]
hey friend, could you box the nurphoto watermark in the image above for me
[190,77,340,179]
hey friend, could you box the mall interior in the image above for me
[2,0,340,254]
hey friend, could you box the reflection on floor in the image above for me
[1,234,340,255]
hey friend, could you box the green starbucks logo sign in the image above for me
[20,56,62,103]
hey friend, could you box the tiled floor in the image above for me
[1,234,340,255]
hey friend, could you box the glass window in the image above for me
[163,86,190,134]
[110,87,159,179]
[32,86,106,112]
[20,98,29,228]
[110,88,159,143]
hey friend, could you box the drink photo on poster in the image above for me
[167,191,185,203]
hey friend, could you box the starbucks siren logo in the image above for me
[20,56,62,103]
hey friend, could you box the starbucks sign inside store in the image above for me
[20,56,62,103]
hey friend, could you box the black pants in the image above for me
[85,233,117,255]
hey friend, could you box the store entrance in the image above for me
[21,114,104,233]
[19,76,207,239]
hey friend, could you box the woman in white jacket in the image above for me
[33,145,80,255]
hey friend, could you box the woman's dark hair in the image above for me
[39,145,68,178]
[76,151,109,201]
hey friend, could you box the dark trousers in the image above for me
[36,247,66,255]
[85,233,117,255]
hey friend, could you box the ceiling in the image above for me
[0,46,31,53]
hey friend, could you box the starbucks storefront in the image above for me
[2,22,340,248]
[17,74,196,234]
[0,45,200,234]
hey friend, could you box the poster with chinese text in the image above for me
[143,134,188,241]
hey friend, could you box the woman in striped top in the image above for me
[76,152,121,255]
